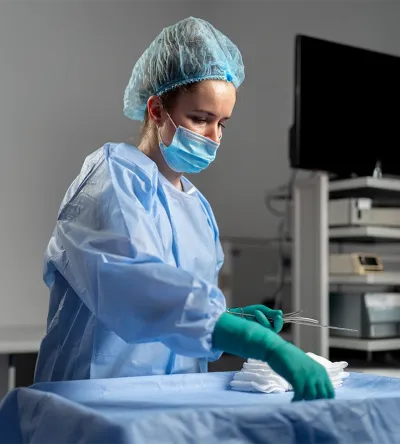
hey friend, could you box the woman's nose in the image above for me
[206,125,221,143]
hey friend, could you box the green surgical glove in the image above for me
[212,313,334,402]
[228,305,284,333]
[267,341,335,401]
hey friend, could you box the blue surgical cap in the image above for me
[123,17,245,121]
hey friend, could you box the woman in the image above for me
[35,17,334,402]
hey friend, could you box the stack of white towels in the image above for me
[230,353,349,394]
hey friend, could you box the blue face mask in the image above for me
[159,115,220,174]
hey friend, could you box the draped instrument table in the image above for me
[1,371,400,444]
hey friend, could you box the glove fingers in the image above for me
[291,381,306,402]
[273,315,284,333]
[325,379,335,399]
[256,305,283,318]
[315,380,328,400]
[231,306,284,332]
[318,367,335,399]
[303,383,318,401]
[292,391,305,402]
[254,310,273,329]
[255,306,283,333]
[254,310,284,333]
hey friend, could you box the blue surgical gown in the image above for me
[34,143,226,382]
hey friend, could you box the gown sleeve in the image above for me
[46,160,226,360]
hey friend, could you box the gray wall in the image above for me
[191,0,400,239]
[1,0,400,328]
[0,1,193,327]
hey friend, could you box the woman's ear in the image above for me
[147,96,164,126]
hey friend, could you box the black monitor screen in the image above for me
[290,35,400,178]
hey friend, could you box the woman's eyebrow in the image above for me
[191,110,231,119]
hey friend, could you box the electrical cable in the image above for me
[263,171,297,309]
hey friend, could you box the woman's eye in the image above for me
[191,117,207,124]
[219,122,226,129]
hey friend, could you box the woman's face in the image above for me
[157,80,237,146]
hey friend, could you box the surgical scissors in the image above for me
[226,309,358,333]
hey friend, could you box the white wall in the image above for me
[0,0,193,328]
[190,0,400,239]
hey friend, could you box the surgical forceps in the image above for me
[226,309,358,333]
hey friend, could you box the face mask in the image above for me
[158,114,220,174]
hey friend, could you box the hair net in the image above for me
[123,17,245,121]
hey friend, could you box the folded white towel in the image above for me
[230,353,349,394]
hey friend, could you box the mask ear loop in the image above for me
[166,112,177,130]
[157,97,177,146]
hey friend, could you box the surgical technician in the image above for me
[35,17,334,402]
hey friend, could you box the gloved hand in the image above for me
[228,305,284,333]
[212,313,334,402]
[267,341,335,401]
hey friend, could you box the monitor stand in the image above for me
[329,160,383,182]
[372,160,382,179]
